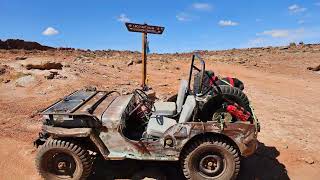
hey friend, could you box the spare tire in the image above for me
[199,85,250,121]
[194,71,245,94]
[193,71,215,95]
[213,85,250,108]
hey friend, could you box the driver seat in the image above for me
[152,80,188,116]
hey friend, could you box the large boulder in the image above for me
[26,62,63,70]
[0,65,6,75]
[15,75,35,87]
[15,56,28,60]
[307,65,320,71]
[134,59,142,64]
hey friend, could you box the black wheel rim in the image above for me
[196,152,226,178]
[43,151,77,178]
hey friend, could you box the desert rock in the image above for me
[15,75,35,87]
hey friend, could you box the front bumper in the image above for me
[33,131,49,148]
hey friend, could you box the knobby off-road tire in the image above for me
[194,71,244,93]
[194,71,213,95]
[200,85,251,121]
[35,139,92,180]
[194,74,250,110]
[180,137,240,180]
[215,85,250,110]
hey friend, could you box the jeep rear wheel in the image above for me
[181,138,240,180]
[35,139,92,180]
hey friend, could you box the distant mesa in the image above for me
[0,39,53,50]
[1,38,319,54]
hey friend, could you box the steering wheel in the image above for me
[130,89,155,118]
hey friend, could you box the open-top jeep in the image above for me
[34,54,260,180]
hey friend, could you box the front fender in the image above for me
[38,125,110,159]
[43,125,92,137]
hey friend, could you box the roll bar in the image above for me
[187,53,206,94]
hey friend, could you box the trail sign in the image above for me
[125,23,165,89]
[125,23,165,34]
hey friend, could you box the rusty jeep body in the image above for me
[34,54,260,180]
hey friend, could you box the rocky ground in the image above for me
[0,43,320,179]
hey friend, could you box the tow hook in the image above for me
[33,132,48,148]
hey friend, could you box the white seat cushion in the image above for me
[176,80,188,113]
[178,95,196,123]
[153,102,176,116]
[146,115,177,137]
[151,80,188,116]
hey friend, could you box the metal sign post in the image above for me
[125,22,165,89]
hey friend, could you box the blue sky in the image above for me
[1,0,320,53]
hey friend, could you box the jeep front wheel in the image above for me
[35,139,92,180]
[181,138,240,180]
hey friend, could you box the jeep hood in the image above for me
[41,90,120,118]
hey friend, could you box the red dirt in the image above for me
[0,45,319,179]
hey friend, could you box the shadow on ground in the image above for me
[238,142,289,180]
[89,159,184,180]
[89,142,289,180]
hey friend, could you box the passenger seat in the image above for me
[152,80,188,116]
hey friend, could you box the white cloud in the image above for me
[192,3,212,11]
[248,38,266,47]
[176,12,192,21]
[258,28,306,40]
[117,14,130,23]
[259,29,290,38]
[42,27,59,36]
[288,4,307,13]
[218,20,239,27]
[247,27,320,48]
